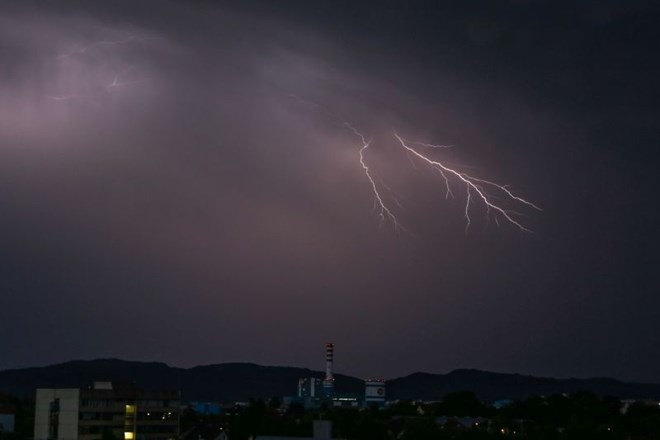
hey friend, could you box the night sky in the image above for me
[1,0,658,382]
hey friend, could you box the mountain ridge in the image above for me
[2,359,660,403]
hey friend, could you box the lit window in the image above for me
[124,433,134,440]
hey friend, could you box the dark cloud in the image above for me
[0,0,658,382]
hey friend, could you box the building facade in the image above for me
[34,382,179,440]
[364,380,386,407]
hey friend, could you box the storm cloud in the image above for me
[1,0,657,382]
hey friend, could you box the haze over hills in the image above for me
[2,359,660,403]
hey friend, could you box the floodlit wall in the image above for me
[34,389,80,440]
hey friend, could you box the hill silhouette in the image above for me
[2,360,660,402]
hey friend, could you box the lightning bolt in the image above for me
[105,74,151,91]
[408,140,453,149]
[57,36,136,59]
[57,35,159,60]
[343,122,406,232]
[50,39,152,103]
[393,132,541,233]
[285,95,539,234]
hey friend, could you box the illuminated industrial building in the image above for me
[34,382,179,440]
[297,378,323,400]
[364,380,386,407]
[290,343,387,409]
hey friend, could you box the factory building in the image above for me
[290,343,387,409]
[34,382,179,440]
[291,343,337,409]
[364,380,386,407]
[298,378,324,399]
[331,396,360,408]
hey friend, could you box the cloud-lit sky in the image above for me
[1,0,658,382]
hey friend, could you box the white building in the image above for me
[364,380,386,407]
[34,388,80,440]
[33,382,179,440]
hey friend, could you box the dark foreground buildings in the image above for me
[34,382,179,440]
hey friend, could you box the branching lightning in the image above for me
[287,94,539,234]
[343,122,405,232]
[393,132,541,233]
[50,36,153,103]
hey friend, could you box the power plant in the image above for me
[322,343,335,398]
[289,343,386,409]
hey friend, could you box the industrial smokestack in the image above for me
[323,342,334,397]
[325,342,334,381]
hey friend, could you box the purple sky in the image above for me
[1,0,658,382]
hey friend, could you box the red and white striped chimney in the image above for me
[324,342,334,382]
